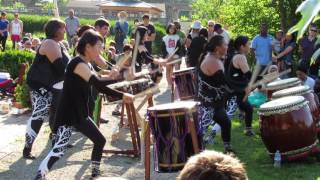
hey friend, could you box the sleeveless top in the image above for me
[198,69,231,107]
[27,42,70,93]
[11,20,22,35]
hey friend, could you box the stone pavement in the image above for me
[0,68,181,180]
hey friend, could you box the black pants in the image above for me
[49,89,62,132]
[0,35,7,51]
[235,92,253,128]
[37,117,106,178]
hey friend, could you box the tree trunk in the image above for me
[278,0,288,32]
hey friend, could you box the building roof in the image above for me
[66,0,101,9]
[98,1,163,13]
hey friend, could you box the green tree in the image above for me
[192,0,224,24]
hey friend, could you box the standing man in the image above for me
[142,14,156,54]
[214,23,230,44]
[0,12,9,51]
[173,21,186,70]
[207,20,215,41]
[10,13,23,49]
[65,9,80,48]
[251,23,273,73]
[299,24,319,79]
[114,11,129,53]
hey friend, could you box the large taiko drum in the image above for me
[147,101,202,172]
[272,85,320,132]
[172,67,197,101]
[107,78,154,103]
[265,78,301,99]
[258,96,318,161]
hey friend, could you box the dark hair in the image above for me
[198,35,225,66]
[173,21,181,29]
[77,25,95,37]
[214,24,222,31]
[234,36,249,51]
[142,14,150,19]
[94,18,109,28]
[1,12,6,16]
[123,44,132,52]
[297,63,308,74]
[166,23,177,34]
[109,41,116,47]
[76,30,104,56]
[135,26,148,45]
[44,19,66,39]
[199,28,208,38]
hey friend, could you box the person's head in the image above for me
[130,38,135,47]
[285,33,295,43]
[14,13,19,20]
[191,20,202,33]
[135,26,148,44]
[123,44,132,55]
[109,46,116,55]
[296,64,308,81]
[315,78,320,91]
[234,36,250,54]
[166,23,177,35]
[268,65,279,74]
[275,30,283,40]
[260,23,268,36]
[76,30,104,60]
[173,21,181,31]
[118,11,128,22]
[1,12,6,19]
[44,18,66,41]
[94,18,110,38]
[77,25,95,37]
[205,35,228,57]
[142,14,150,25]
[31,38,41,48]
[68,9,74,18]
[21,37,30,45]
[199,28,208,39]
[309,24,318,38]
[214,23,223,34]
[109,41,116,47]
[24,40,32,49]
[207,20,215,33]
[177,150,247,180]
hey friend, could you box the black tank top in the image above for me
[198,69,230,107]
[226,55,250,92]
[27,42,70,92]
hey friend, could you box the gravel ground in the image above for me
[0,74,180,180]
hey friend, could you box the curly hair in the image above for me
[177,150,247,180]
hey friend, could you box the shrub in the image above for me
[14,65,31,108]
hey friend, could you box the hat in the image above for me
[118,11,128,18]
[191,21,202,29]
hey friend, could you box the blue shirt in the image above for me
[0,19,9,36]
[251,34,273,66]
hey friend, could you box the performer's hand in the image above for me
[110,68,120,79]
[157,58,167,66]
[123,93,134,103]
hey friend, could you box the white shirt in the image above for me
[303,76,315,90]
[11,20,22,35]
[214,30,230,44]
[162,34,180,56]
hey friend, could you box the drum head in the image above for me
[173,67,195,74]
[148,101,199,111]
[266,78,301,90]
[259,96,307,115]
[108,78,150,89]
[272,85,312,99]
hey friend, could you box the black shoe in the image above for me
[245,129,255,137]
[224,147,236,156]
[112,111,121,116]
[23,147,36,160]
[34,170,46,180]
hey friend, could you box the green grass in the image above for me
[208,111,320,180]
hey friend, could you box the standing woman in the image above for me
[35,30,134,180]
[9,13,23,49]
[161,23,181,87]
[0,12,9,51]
[197,36,234,153]
[23,19,70,159]
[225,36,254,136]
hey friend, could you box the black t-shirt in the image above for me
[143,24,155,54]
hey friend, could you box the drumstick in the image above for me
[166,59,182,65]
[242,63,261,102]
[259,61,272,76]
[131,33,141,75]
[251,68,292,88]
[106,60,114,68]
[166,47,179,63]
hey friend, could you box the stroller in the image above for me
[0,63,27,98]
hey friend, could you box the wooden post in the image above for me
[188,110,200,153]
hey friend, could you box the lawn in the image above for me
[208,111,320,180]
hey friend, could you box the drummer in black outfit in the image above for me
[225,36,254,136]
[34,30,134,180]
[197,36,234,153]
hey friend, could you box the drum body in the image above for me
[265,78,301,99]
[259,96,318,160]
[107,78,154,102]
[172,67,196,101]
[147,101,202,172]
[272,85,320,131]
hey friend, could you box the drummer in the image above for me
[296,64,315,89]
[225,36,254,136]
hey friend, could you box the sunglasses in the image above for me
[208,25,214,27]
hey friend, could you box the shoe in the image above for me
[112,111,121,116]
[23,147,36,160]
[245,129,255,137]
[224,147,236,156]
[34,170,46,180]
[100,118,109,124]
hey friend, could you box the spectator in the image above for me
[207,20,215,41]
[186,20,202,49]
[177,150,247,180]
[299,24,319,79]
[187,28,208,67]
[173,21,186,70]
[114,11,129,53]
[297,64,315,89]
[65,9,80,48]
[272,30,284,55]
[0,12,9,51]
[131,19,140,38]
[10,13,23,49]
[314,78,320,101]
[23,40,35,54]
[31,38,41,51]
[141,14,156,54]
[251,23,273,73]
[214,23,231,44]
